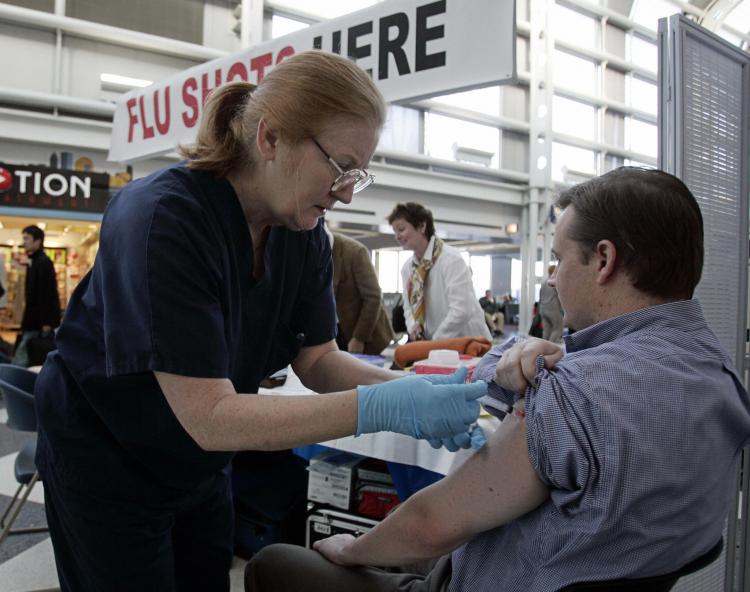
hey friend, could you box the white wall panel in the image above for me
[61,37,201,100]
[0,22,56,93]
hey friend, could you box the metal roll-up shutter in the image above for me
[659,14,750,592]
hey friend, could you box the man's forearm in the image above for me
[342,489,467,566]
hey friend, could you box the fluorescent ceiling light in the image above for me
[100,73,153,92]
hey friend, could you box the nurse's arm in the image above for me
[292,339,401,393]
[155,371,359,451]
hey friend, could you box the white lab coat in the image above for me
[400,237,490,341]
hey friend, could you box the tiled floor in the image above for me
[0,401,57,592]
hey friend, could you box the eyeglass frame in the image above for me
[310,137,375,194]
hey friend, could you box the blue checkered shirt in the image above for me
[453,299,750,591]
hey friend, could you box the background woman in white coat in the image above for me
[388,202,490,341]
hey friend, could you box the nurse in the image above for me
[34,51,486,592]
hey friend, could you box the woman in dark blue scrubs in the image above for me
[33,51,487,592]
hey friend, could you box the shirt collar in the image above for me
[564,299,707,353]
[414,235,436,264]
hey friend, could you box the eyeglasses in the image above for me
[311,138,375,194]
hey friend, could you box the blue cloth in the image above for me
[33,163,337,591]
[451,299,750,592]
[473,335,527,415]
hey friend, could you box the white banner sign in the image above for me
[109,0,515,162]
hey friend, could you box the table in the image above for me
[259,367,498,497]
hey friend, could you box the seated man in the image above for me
[245,167,750,591]
[479,289,504,336]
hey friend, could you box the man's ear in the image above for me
[595,239,617,285]
[256,117,278,161]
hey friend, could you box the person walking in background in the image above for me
[479,289,504,336]
[12,225,60,366]
[326,226,394,354]
[388,202,490,342]
[540,264,564,343]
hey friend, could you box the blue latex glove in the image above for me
[356,369,487,439]
[418,367,470,386]
[428,423,487,451]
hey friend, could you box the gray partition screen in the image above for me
[659,14,750,592]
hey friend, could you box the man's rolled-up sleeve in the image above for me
[526,365,601,506]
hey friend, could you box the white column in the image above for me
[240,0,264,48]
[522,0,554,333]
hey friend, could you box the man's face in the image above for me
[549,208,599,331]
[22,232,41,255]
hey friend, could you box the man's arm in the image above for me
[314,413,549,566]
[39,258,60,328]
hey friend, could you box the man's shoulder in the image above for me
[335,233,368,258]
[36,252,55,268]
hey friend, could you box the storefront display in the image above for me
[0,220,100,330]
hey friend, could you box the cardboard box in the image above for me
[307,451,364,511]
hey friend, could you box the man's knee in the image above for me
[245,544,304,592]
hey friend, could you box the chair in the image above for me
[561,537,723,591]
[0,364,47,546]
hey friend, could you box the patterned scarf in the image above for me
[407,236,444,327]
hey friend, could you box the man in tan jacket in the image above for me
[330,231,394,355]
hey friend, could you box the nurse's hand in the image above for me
[356,367,487,440]
[428,423,487,451]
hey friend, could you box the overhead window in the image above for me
[271,14,308,38]
[553,96,595,141]
[551,142,596,182]
[379,106,422,153]
[425,113,500,167]
[627,118,657,158]
[553,50,597,95]
[552,3,597,47]
[629,76,657,115]
[432,87,501,117]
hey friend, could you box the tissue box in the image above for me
[413,349,481,380]
[307,451,364,511]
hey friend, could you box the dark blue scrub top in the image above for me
[35,163,336,495]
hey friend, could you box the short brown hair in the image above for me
[556,166,703,300]
[22,225,44,245]
[180,50,386,176]
[387,202,436,239]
